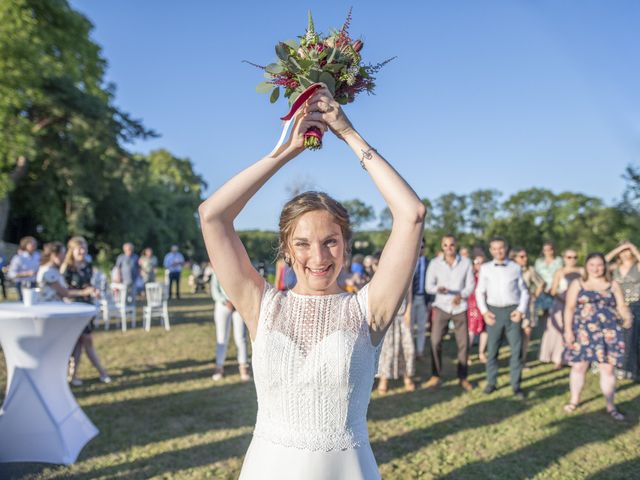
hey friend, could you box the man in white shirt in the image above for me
[475,237,530,398]
[425,235,475,391]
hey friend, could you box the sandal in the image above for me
[607,408,625,421]
[377,378,389,395]
[403,377,416,392]
[563,403,578,413]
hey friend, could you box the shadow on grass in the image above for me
[70,432,251,480]
[82,380,256,458]
[586,457,640,479]
[0,431,251,480]
[371,396,529,465]
[73,358,216,399]
[439,400,639,480]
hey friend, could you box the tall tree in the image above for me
[342,199,374,230]
[0,0,154,241]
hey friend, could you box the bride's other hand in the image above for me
[306,86,355,141]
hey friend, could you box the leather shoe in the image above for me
[484,384,496,394]
[459,379,474,392]
[513,388,527,399]
[424,376,442,388]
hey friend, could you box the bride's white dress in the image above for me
[239,283,382,480]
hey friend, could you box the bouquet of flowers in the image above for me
[246,9,394,150]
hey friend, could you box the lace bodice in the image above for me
[251,283,380,452]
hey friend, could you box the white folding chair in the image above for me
[100,283,136,332]
[143,282,170,331]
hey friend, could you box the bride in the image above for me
[199,85,425,479]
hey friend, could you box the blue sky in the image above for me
[71,0,640,230]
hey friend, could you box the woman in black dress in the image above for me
[62,236,111,386]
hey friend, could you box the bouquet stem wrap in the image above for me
[270,83,323,156]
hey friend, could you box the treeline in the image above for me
[239,173,640,264]
[0,0,205,260]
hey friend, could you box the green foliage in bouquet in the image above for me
[246,8,395,150]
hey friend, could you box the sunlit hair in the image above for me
[582,252,608,281]
[509,247,526,261]
[40,242,65,266]
[19,236,37,251]
[278,191,351,266]
[61,236,88,273]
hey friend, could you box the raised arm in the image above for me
[198,109,327,339]
[306,87,426,343]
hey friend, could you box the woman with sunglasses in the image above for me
[511,248,545,367]
[539,249,582,369]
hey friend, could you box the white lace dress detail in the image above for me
[251,282,380,452]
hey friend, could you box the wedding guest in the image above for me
[606,241,640,381]
[139,247,158,284]
[425,234,475,391]
[511,248,545,367]
[534,241,563,324]
[476,237,529,398]
[468,253,488,364]
[8,236,40,300]
[0,253,7,299]
[211,270,250,382]
[274,258,296,291]
[61,236,111,386]
[363,255,376,280]
[377,290,415,394]
[460,247,470,258]
[539,249,582,369]
[163,244,185,299]
[115,242,139,304]
[563,253,631,420]
[412,239,430,360]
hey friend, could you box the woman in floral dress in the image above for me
[377,291,415,394]
[563,253,632,420]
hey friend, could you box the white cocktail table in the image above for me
[0,302,99,464]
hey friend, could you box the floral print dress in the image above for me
[566,286,625,366]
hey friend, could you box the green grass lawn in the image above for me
[1,287,639,479]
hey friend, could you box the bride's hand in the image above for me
[278,106,328,157]
[306,86,355,141]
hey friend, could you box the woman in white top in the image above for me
[199,85,426,479]
[539,249,582,369]
[37,242,95,302]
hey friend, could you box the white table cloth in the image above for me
[0,302,99,464]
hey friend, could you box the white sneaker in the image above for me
[70,378,83,387]
[212,371,224,381]
[100,375,112,384]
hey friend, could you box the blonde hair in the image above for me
[61,236,88,273]
[278,191,351,266]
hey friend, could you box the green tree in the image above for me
[342,198,374,230]
[0,0,154,240]
[468,189,502,237]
